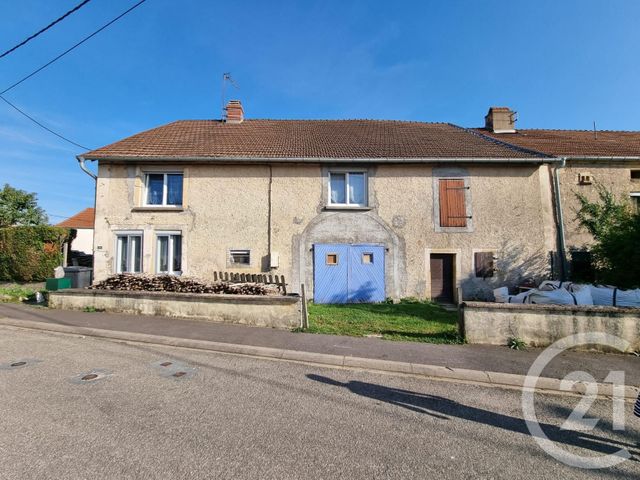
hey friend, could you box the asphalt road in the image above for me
[0,326,638,479]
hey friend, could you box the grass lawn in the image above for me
[0,285,37,303]
[305,300,462,344]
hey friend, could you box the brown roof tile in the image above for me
[82,120,547,161]
[56,208,94,229]
[475,128,640,157]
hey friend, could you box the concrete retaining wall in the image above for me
[49,289,302,329]
[462,301,640,352]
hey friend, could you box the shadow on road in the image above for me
[307,374,639,461]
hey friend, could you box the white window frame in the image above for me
[631,193,640,213]
[229,249,251,267]
[328,170,368,207]
[115,231,143,274]
[144,172,183,206]
[156,231,182,275]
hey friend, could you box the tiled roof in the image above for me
[56,208,94,229]
[475,128,640,157]
[82,120,548,161]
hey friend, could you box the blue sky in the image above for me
[1,0,639,221]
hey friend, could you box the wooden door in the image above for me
[430,254,454,303]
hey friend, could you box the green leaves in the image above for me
[0,184,48,228]
[0,226,70,281]
[574,186,640,288]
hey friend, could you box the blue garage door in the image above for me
[314,244,385,304]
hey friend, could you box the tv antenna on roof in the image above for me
[593,120,598,140]
[221,72,239,119]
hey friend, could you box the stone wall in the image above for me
[462,301,640,352]
[93,162,557,301]
[49,289,302,329]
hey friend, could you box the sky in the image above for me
[1,0,639,221]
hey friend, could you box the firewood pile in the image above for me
[88,274,278,295]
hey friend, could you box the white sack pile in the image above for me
[493,281,640,307]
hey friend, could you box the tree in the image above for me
[0,184,48,228]
[575,185,640,288]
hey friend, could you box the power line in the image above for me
[0,0,149,151]
[0,94,90,150]
[1,0,147,95]
[0,0,93,60]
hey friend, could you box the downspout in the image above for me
[267,164,273,267]
[552,157,568,280]
[77,155,98,281]
[77,155,97,180]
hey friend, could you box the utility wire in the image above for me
[1,0,147,95]
[0,0,92,60]
[0,0,148,151]
[0,95,90,150]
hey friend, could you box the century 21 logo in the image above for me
[521,333,633,469]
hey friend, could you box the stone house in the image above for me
[477,108,640,280]
[77,101,637,303]
[56,207,95,255]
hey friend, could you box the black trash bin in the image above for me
[63,266,93,289]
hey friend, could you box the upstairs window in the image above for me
[116,233,142,273]
[329,171,367,206]
[145,173,183,206]
[439,179,469,227]
[156,233,182,275]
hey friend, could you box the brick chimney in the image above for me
[225,100,244,123]
[484,106,516,133]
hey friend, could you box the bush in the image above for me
[575,186,640,288]
[0,226,71,281]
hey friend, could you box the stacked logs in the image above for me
[88,274,277,296]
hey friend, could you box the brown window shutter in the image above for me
[439,179,467,227]
[475,251,495,278]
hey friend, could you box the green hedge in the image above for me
[0,226,72,282]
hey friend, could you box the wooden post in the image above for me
[300,283,309,329]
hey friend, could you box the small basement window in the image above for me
[631,170,640,181]
[229,249,251,266]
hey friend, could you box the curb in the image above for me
[1,317,638,399]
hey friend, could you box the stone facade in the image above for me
[92,161,557,301]
[557,160,640,250]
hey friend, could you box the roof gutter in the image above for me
[77,155,97,180]
[82,155,557,164]
[564,156,640,162]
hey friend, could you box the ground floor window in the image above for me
[116,233,142,273]
[631,193,640,213]
[229,249,251,266]
[157,233,182,274]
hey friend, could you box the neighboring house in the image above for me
[56,207,95,254]
[79,100,563,303]
[476,107,640,278]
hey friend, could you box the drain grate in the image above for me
[0,358,41,370]
[71,369,112,385]
[151,360,196,380]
